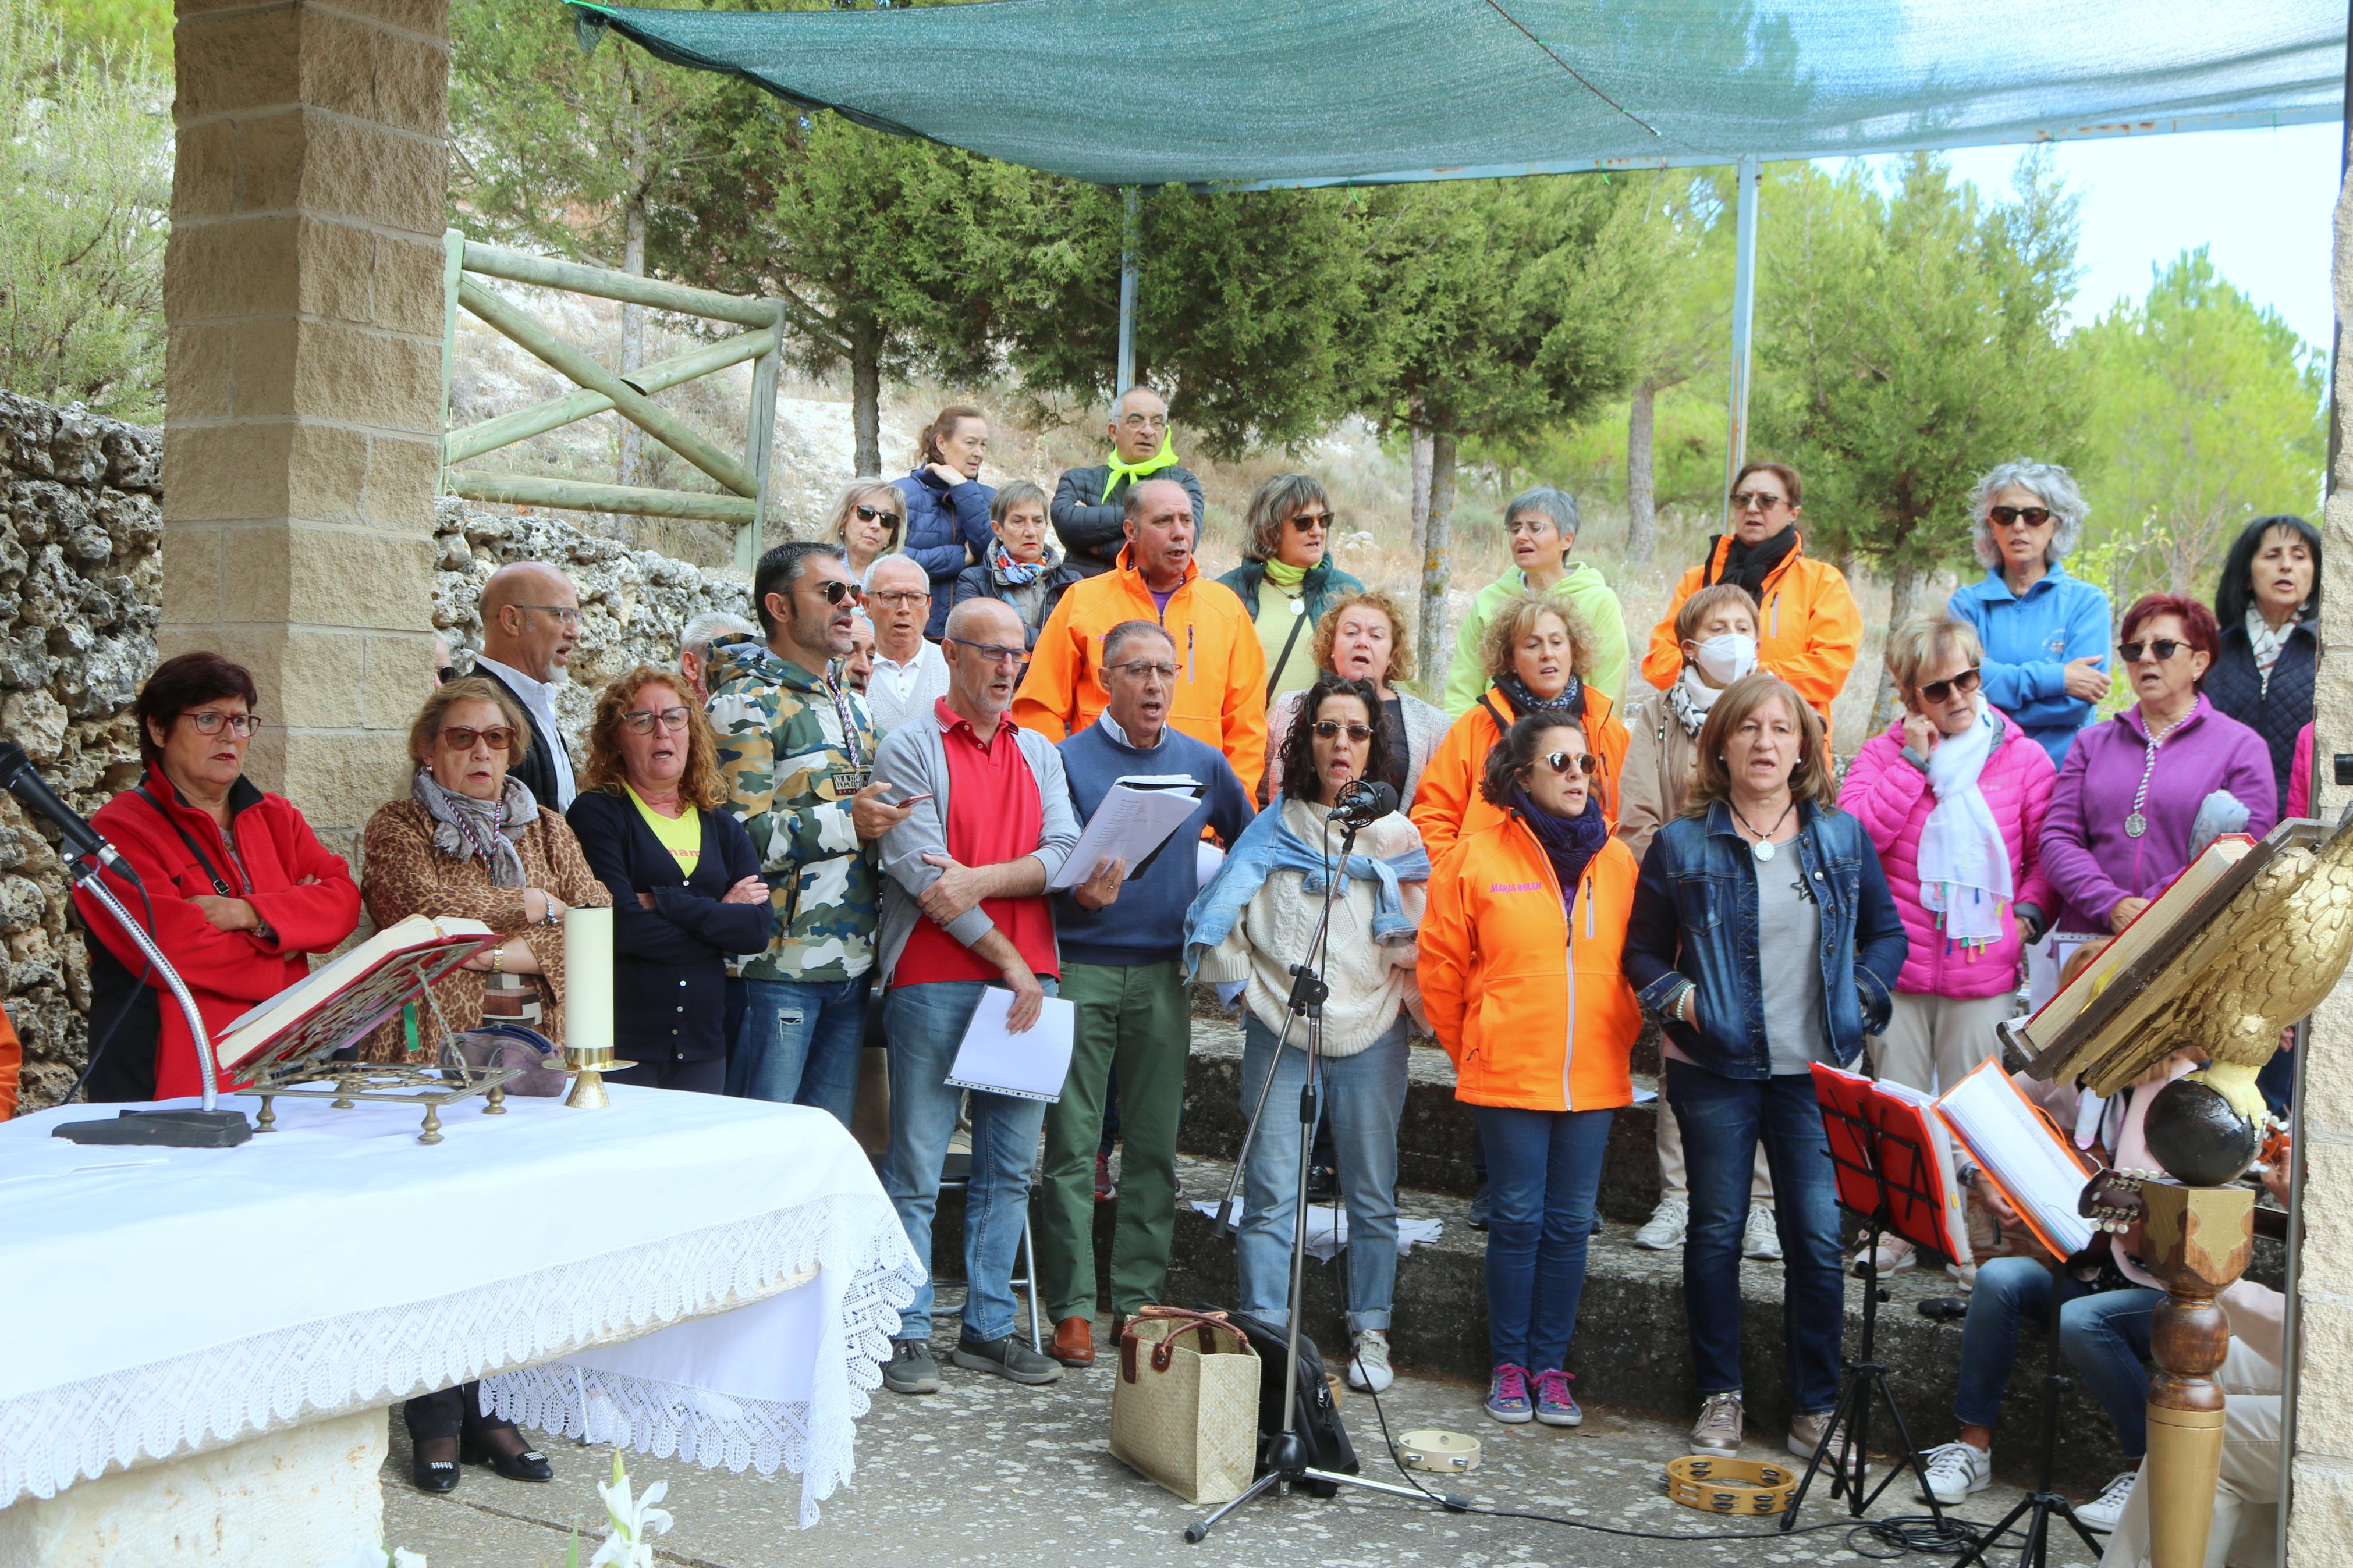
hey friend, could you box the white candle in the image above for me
[563,904,615,1052]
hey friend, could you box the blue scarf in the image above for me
[1510,787,1608,911]
[1183,797,1432,987]
[990,538,1047,587]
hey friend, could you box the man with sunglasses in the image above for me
[1051,386,1208,578]
[1034,621,1256,1369]
[708,541,914,1125]
[471,561,584,809]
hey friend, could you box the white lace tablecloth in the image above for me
[0,1086,920,1527]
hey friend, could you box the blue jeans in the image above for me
[1472,1105,1614,1374]
[1237,1013,1408,1334]
[882,979,1056,1343]
[1667,1058,1844,1413]
[1953,1255,2158,1457]
[730,976,868,1128]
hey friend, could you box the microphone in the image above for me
[1333,778,1399,827]
[0,742,128,876]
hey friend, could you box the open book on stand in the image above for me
[211,914,496,1083]
[1810,1063,1970,1260]
[1933,1058,2097,1260]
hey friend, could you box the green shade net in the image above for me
[573,0,2345,188]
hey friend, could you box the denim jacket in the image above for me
[1622,799,1908,1078]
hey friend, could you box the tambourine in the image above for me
[1662,1454,1798,1516]
[1396,1430,1481,1473]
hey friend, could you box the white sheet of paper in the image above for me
[943,989,1077,1102]
[1049,783,1202,890]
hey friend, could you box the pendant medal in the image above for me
[1752,837,1776,863]
[2124,812,2147,839]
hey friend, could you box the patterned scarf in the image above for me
[2246,606,2293,695]
[991,538,1048,587]
[413,766,535,888]
[1665,667,1721,738]
[1496,671,1584,717]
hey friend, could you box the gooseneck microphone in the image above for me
[1332,777,1399,827]
[0,741,129,877]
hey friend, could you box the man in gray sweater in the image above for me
[1050,386,1208,577]
[870,596,1116,1395]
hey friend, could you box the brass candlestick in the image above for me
[563,1042,632,1109]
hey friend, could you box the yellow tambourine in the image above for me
[1662,1453,1798,1516]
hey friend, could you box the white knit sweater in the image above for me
[1194,798,1426,1056]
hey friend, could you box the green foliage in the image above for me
[47,0,168,68]
[1752,151,2082,593]
[2071,247,2326,607]
[1474,380,1727,511]
[0,0,169,420]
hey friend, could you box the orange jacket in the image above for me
[1420,816,1642,1112]
[1638,532,1864,727]
[0,1007,17,1120]
[1012,545,1269,790]
[1408,685,1628,869]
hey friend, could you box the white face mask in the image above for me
[1689,633,1758,687]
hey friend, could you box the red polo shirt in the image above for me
[892,698,1060,989]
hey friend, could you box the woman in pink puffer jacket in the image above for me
[1839,617,2056,1091]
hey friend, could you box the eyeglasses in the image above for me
[2120,638,2187,663]
[1917,667,1982,703]
[1503,516,1559,537]
[623,706,691,734]
[812,579,854,606]
[948,637,1026,666]
[1540,751,1599,777]
[1312,721,1373,742]
[1989,505,2053,529]
[182,710,264,738]
[439,725,518,752]
[517,604,581,628]
[866,589,930,607]
[1119,413,1168,430]
[1109,660,1178,682]
[1287,511,1332,530]
[851,503,900,525]
[1729,490,1788,513]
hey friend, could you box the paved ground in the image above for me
[381,1293,2105,1568]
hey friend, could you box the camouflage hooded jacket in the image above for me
[705,635,880,984]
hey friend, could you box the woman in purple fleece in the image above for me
[2039,593,2275,940]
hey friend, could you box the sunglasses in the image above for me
[439,725,518,752]
[182,710,264,737]
[1287,511,1332,530]
[2120,638,2187,663]
[1540,751,1599,777]
[852,503,900,525]
[947,637,1026,666]
[623,706,691,734]
[1917,667,1982,703]
[1989,505,2054,529]
[1312,721,1373,742]
[1730,490,1788,511]
[812,579,854,606]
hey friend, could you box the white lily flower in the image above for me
[588,1451,674,1568]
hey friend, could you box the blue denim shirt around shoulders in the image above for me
[1622,799,1908,1079]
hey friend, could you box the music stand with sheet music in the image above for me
[226,932,521,1144]
[1782,1065,1951,1533]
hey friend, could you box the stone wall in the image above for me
[0,394,165,1111]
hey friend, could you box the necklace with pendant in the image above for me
[2124,708,2191,838]
[1730,796,1796,861]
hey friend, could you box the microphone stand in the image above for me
[1193,801,1454,1542]
[54,854,252,1147]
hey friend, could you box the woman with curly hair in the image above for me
[566,666,776,1094]
[1262,588,1449,807]
[1410,591,1630,866]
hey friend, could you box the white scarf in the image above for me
[1665,667,1722,738]
[1917,706,2011,950]
[2245,606,2292,694]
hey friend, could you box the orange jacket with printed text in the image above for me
[1420,813,1642,1112]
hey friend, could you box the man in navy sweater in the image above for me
[1036,620,1256,1366]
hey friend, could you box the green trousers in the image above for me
[1034,959,1191,1321]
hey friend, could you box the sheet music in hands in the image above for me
[1048,777,1202,890]
[943,987,1077,1102]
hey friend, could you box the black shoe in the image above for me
[1307,1163,1339,1201]
[951,1329,1064,1385]
[411,1437,461,1494]
[1468,1182,1490,1231]
[883,1337,941,1394]
[460,1432,554,1481]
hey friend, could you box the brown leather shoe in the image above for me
[1051,1315,1095,1367]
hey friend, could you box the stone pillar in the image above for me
[2294,136,2353,1561]
[162,1,449,864]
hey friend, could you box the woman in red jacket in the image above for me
[73,652,361,1101]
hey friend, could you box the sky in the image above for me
[1925,120,2341,354]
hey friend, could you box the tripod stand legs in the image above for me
[1187,1466,1457,1543]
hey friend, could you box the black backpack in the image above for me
[1220,1309,1360,1495]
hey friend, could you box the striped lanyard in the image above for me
[2123,710,2189,839]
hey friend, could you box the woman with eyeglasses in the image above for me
[358,678,609,1494]
[73,652,363,1103]
[566,666,776,1094]
[2040,595,2274,944]
[1945,460,2111,770]
[1837,617,2056,1280]
[1443,486,1628,714]
[1218,474,1365,703]
[952,479,1085,650]
[1188,673,1429,1391]
[2206,513,2322,819]
[1637,461,1863,738]
[1421,712,1642,1429]
[1411,592,1630,868]
[823,479,907,583]
[1623,672,1907,1462]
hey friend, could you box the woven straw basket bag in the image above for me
[1108,1306,1261,1504]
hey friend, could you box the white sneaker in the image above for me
[1917,1440,1993,1505]
[1851,1235,1916,1276]
[1946,1260,1978,1290]
[1346,1329,1394,1393]
[1742,1207,1783,1261]
[2076,1470,2139,1533]
[1634,1197,1688,1250]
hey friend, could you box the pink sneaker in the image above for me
[1485,1363,1532,1424]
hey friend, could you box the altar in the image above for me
[0,1086,921,1566]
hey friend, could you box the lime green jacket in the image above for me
[1442,563,1630,716]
